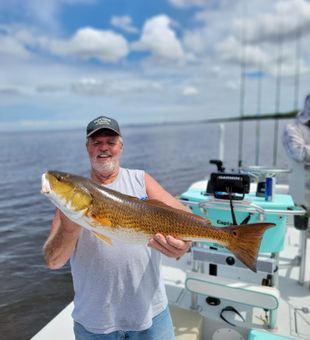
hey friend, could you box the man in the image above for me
[43,116,192,339]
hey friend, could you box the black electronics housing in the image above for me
[207,173,250,200]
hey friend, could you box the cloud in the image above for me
[209,0,310,77]
[180,0,310,76]
[183,27,209,56]
[71,76,163,96]
[0,87,22,96]
[132,15,185,62]
[71,77,106,95]
[168,0,212,8]
[268,56,310,77]
[226,80,239,91]
[47,27,129,62]
[0,25,129,63]
[182,2,241,59]
[111,15,139,34]
[36,84,66,93]
[0,0,96,31]
[217,36,271,68]
[182,86,199,96]
[1,0,310,131]
[18,119,83,130]
[233,0,310,45]
[0,33,32,60]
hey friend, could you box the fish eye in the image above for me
[55,175,62,181]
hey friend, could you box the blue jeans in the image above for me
[73,307,175,340]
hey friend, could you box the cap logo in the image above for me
[94,117,112,126]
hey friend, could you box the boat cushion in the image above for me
[248,329,292,339]
[186,272,279,310]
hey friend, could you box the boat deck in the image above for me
[164,224,310,339]
[32,224,310,340]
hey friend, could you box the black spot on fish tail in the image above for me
[222,223,275,272]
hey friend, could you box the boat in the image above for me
[31,160,310,340]
[31,6,310,336]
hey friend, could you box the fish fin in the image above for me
[92,231,113,246]
[223,223,275,272]
[144,199,212,223]
[90,216,112,227]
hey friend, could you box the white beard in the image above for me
[90,157,118,174]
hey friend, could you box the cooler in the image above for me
[180,188,295,253]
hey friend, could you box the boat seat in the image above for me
[185,272,280,329]
[170,305,204,340]
[248,329,292,339]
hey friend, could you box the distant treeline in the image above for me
[206,110,298,123]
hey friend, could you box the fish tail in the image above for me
[223,223,275,272]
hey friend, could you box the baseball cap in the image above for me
[86,116,121,137]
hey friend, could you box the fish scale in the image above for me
[41,170,275,272]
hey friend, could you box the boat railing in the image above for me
[192,198,306,217]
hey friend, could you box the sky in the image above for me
[1,0,310,131]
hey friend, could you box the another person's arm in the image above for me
[145,173,192,258]
[43,209,81,269]
[283,124,310,162]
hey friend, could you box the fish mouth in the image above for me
[41,173,51,194]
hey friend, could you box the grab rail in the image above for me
[179,197,306,217]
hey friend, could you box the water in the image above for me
[0,120,291,339]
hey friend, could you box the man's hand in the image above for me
[58,210,81,235]
[148,233,192,258]
[43,209,81,269]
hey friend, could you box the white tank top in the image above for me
[70,168,167,334]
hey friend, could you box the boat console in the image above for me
[179,165,306,330]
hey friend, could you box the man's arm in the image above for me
[145,173,192,258]
[43,209,81,269]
